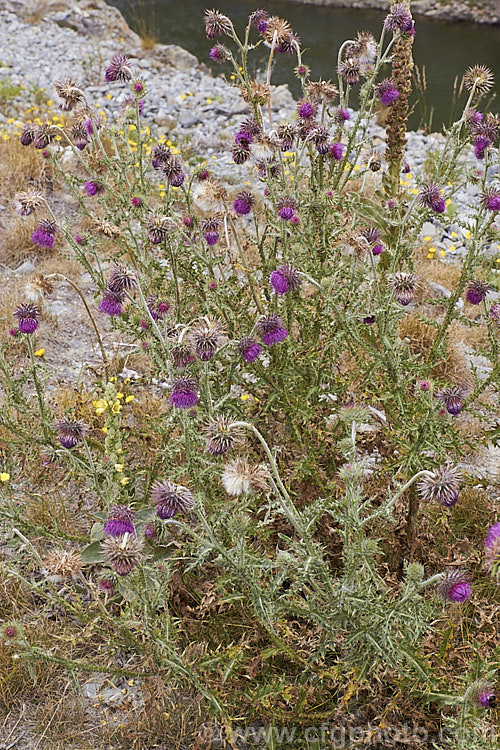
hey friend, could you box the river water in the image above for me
[107,0,500,130]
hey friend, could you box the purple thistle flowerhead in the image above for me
[151,480,195,518]
[276,196,296,221]
[101,533,144,577]
[14,303,41,334]
[105,54,132,82]
[329,141,345,161]
[84,117,94,136]
[489,304,500,325]
[190,317,226,361]
[170,344,195,369]
[384,3,414,33]
[131,196,142,207]
[238,337,262,363]
[205,415,242,455]
[104,505,136,537]
[234,129,253,148]
[31,218,57,248]
[362,315,376,325]
[33,123,58,150]
[209,43,230,63]
[435,385,468,416]
[484,522,500,572]
[371,244,383,256]
[270,265,301,295]
[20,123,36,146]
[54,418,89,449]
[98,576,115,594]
[436,569,471,603]
[121,95,145,115]
[107,265,137,295]
[390,272,419,306]
[151,143,172,170]
[418,465,462,508]
[249,9,269,31]
[256,314,289,346]
[465,279,491,305]
[480,188,500,212]
[233,191,254,216]
[335,108,351,124]
[144,523,157,540]
[70,121,89,150]
[337,58,360,87]
[418,184,446,213]
[467,681,497,709]
[170,376,199,409]
[377,79,400,106]
[204,9,232,38]
[162,156,185,187]
[147,296,170,321]
[133,80,145,93]
[84,181,104,196]
[231,143,251,164]
[474,136,490,160]
[99,290,124,317]
[297,99,316,120]
[277,122,296,151]
[201,216,221,245]
[362,227,381,245]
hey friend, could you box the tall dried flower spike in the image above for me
[104,505,136,537]
[463,65,494,94]
[150,481,195,518]
[14,303,41,334]
[204,416,242,455]
[436,570,471,603]
[221,457,270,496]
[101,533,144,576]
[417,465,462,508]
[105,54,132,82]
[55,418,89,449]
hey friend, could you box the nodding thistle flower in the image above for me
[277,122,296,151]
[14,303,41,334]
[418,184,446,213]
[105,54,132,82]
[190,317,226,361]
[256,314,288,346]
[20,123,36,146]
[170,344,194,369]
[204,415,242,455]
[170,376,199,409]
[329,142,344,161]
[84,181,104,196]
[13,191,45,216]
[107,265,137,294]
[466,681,497,709]
[151,143,172,170]
[384,3,414,33]
[201,217,221,245]
[147,210,172,245]
[54,418,89,449]
[33,123,58,149]
[151,480,195,519]
[377,78,400,106]
[104,505,136,537]
[276,196,297,221]
[204,9,232,38]
[390,272,418,306]
[337,57,360,86]
[249,9,269,33]
[238,337,262,363]
[418,465,462,508]
[484,522,500,572]
[233,191,254,216]
[101,533,144,576]
[297,99,316,120]
[466,279,491,305]
[489,304,500,325]
[231,143,251,164]
[269,265,301,295]
[436,569,471,603]
[209,43,230,63]
[98,289,124,317]
[54,78,85,111]
[463,64,494,95]
[221,457,270,496]
[161,156,185,187]
[480,188,500,212]
[474,136,490,160]
[435,385,467,416]
[31,218,57,248]
[70,121,89,150]
[147,297,170,321]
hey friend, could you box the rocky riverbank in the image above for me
[286,0,500,25]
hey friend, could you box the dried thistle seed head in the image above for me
[42,548,83,580]
[104,505,136,537]
[147,210,173,245]
[435,385,468,416]
[192,178,227,212]
[54,78,85,111]
[94,219,121,238]
[101,533,144,576]
[54,418,89,449]
[463,64,494,94]
[417,465,462,508]
[150,481,195,518]
[13,190,45,216]
[304,79,338,104]
[14,303,41,334]
[221,457,270,496]
[275,31,300,55]
[348,31,377,66]
[105,54,132,82]
[337,58,360,87]
[204,9,232,39]
[231,143,251,164]
[107,265,137,294]
[241,80,270,105]
[170,343,194,369]
[436,569,471,603]
[390,272,419,306]
[24,274,54,304]
[190,317,226,361]
[263,16,292,46]
[151,143,172,170]
[365,150,383,172]
[204,416,242,455]
[276,122,296,150]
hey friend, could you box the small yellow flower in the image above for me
[116,392,124,399]
[93,399,108,415]
[206,98,212,104]
[0,473,10,482]
[120,477,129,486]
[34,348,45,357]
[440,249,446,256]
[180,93,186,100]
[240,394,251,401]
[111,402,122,414]
[125,395,134,403]
[109,376,117,383]
[114,464,124,472]
[106,93,112,100]
[464,230,471,239]
[102,426,108,434]
[423,235,432,242]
